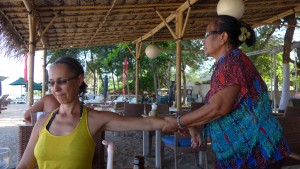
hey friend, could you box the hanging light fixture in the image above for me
[145,44,160,59]
[217,0,245,19]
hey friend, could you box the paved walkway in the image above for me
[0,104,28,168]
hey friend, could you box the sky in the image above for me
[0,51,44,99]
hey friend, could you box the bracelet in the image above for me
[177,115,185,129]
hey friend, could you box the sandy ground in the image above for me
[0,104,299,169]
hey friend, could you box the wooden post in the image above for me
[135,42,142,103]
[175,11,183,112]
[27,10,36,106]
[42,48,47,96]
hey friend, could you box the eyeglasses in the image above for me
[204,31,223,39]
[47,76,78,87]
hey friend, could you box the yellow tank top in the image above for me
[34,106,95,169]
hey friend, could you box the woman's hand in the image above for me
[162,116,178,133]
[188,127,202,148]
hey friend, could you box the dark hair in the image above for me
[52,57,87,96]
[212,15,256,48]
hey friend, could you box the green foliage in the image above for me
[45,23,295,95]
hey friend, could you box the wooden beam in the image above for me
[0,0,22,2]
[36,3,182,10]
[133,0,199,43]
[252,5,300,28]
[125,42,136,59]
[24,0,37,106]
[46,48,59,65]
[37,13,58,41]
[181,7,191,37]
[156,10,178,40]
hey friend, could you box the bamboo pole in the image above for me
[42,48,47,96]
[156,10,178,40]
[36,14,58,43]
[252,6,300,28]
[135,42,142,103]
[175,11,183,112]
[27,10,37,106]
[134,0,199,43]
[125,42,137,59]
[181,7,191,37]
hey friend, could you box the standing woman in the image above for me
[17,57,166,169]
[164,15,290,169]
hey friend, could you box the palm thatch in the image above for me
[0,0,299,59]
[0,9,28,58]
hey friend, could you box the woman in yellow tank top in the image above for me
[17,57,170,169]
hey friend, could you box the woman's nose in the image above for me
[51,83,61,92]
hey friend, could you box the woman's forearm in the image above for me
[143,117,166,130]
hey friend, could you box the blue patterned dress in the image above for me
[204,49,290,169]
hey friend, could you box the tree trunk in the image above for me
[279,64,291,111]
[111,71,115,94]
[84,50,97,95]
[152,61,158,101]
[274,75,279,108]
[279,14,296,112]
[165,61,171,88]
[116,73,120,94]
[181,64,186,105]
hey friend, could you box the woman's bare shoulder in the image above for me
[32,112,51,133]
[44,94,58,102]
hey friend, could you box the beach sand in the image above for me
[0,104,299,169]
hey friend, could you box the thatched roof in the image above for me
[0,0,299,58]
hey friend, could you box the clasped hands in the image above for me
[162,116,202,148]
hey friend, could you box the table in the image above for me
[142,114,174,169]
[169,106,191,113]
[93,104,113,111]
[110,107,124,116]
[142,130,162,169]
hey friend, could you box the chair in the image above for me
[113,101,128,115]
[114,101,127,109]
[190,102,205,112]
[123,103,145,117]
[276,116,300,166]
[30,112,38,125]
[144,104,170,115]
[283,106,300,118]
[161,104,208,169]
[0,94,9,106]
[291,98,300,107]
[18,126,106,169]
[0,94,9,113]
[156,104,170,114]
[123,103,145,137]
[144,104,152,114]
